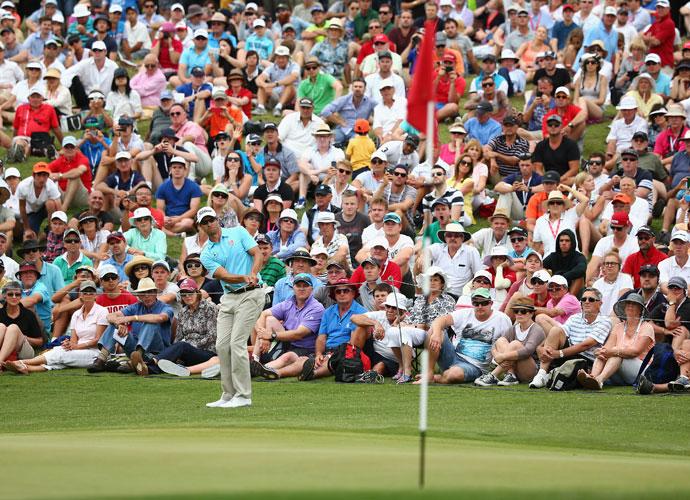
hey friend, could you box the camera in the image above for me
[412,36,421,47]
[243,120,264,137]
[627,70,639,79]
[387,167,397,174]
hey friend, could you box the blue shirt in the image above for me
[239,150,264,186]
[208,32,236,50]
[503,172,543,206]
[464,117,502,146]
[320,94,377,137]
[319,300,367,350]
[22,281,53,334]
[272,273,324,306]
[551,21,579,50]
[267,227,308,260]
[574,21,617,70]
[180,46,211,76]
[81,136,112,176]
[22,33,55,58]
[38,260,65,297]
[100,255,133,282]
[245,33,274,60]
[200,226,259,292]
[121,300,174,347]
[175,82,212,119]
[271,294,325,350]
[155,178,202,217]
[653,72,672,96]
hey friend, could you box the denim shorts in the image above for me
[437,334,483,382]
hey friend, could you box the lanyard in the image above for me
[547,217,561,239]
[670,127,685,153]
[530,13,541,31]
[518,176,531,207]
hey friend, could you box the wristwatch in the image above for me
[271,332,277,341]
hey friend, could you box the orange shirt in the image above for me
[525,192,548,220]
[208,104,243,139]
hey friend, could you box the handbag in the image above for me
[60,113,82,133]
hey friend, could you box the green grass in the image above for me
[2,372,690,498]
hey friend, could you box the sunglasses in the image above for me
[621,157,637,162]
[474,278,491,285]
[586,60,598,65]
[200,217,217,225]
[459,160,472,166]
[668,285,684,290]
[133,265,149,272]
[547,286,563,291]
[170,111,183,116]
[371,159,385,164]
[588,160,602,165]
[102,275,119,282]
[482,82,494,88]
[610,226,625,231]
[603,261,619,266]
[510,237,525,243]
[186,262,202,269]
[335,288,352,295]
[91,48,105,52]
[305,65,318,70]
[580,297,599,303]
[637,234,651,241]
[548,200,564,205]
[369,25,381,29]
[280,218,296,223]
[338,168,352,174]
[135,217,152,222]
[392,171,407,177]
[226,157,241,162]
[531,278,546,285]
[212,192,229,198]
[432,172,445,177]
[5,292,21,297]
[471,300,491,307]
[64,239,80,244]
[513,308,531,315]
[24,248,41,254]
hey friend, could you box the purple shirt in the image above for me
[271,294,325,350]
[546,293,581,324]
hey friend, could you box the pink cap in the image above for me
[178,278,199,292]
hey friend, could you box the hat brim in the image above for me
[17,244,46,257]
[437,229,471,243]
[329,283,359,299]
[613,297,649,321]
[124,257,154,276]
[483,253,514,266]
[286,254,317,266]
[16,268,41,279]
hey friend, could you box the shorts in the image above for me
[27,206,47,234]
[368,349,398,376]
[608,357,643,386]
[17,336,35,360]
[437,334,483,382]
[60,180,89,207]
[286,345,313,357]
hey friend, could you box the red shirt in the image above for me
[356,40,397,65]
[152,37,183,70]
[226,87,253,118]
[486,266,517,288]
[541,104,581,136]
[350,259,402,289]
[653,126,688,158]
[13,103,58,137]
[649,13,676,67]
[622,247,669,288]
[97,290,138,314]
[434,70,466,104]
[49,151,93,192]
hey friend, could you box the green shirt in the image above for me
[354,10,379,40]
[298,72,337,115]
[124,228,167,261]
[53,252,94,284]
[260,256,287,287]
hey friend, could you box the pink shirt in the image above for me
[175,120,208,153]
[68,303,109,345]
[547,293,581,324]
[130,69,167,107]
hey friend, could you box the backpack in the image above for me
[548,358,588,391]
[635,343,680,386]
[328,343,371,383]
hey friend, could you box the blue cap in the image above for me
[293,273,313,286]
[383,212,401,224]
[160,90,173,100]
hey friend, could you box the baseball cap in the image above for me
[279,208,298,222]
[253,18,266,28]
[531,269,551,283]
[79,280,97,292]
[620,148,638,159]
[404,134,420,147]
[671,229,690,243]
[263,122,278,131]
[190,66,205,77]
[639,264,659,276]
[612,193,631,204]
[255,233,271,245]
[546,114,563,125]
[471,288,491,300]
[98,264,119,279]
[115,151,132,161]
[548,275,569,287]
[668,276,688,289]
[645,53,661,64]
[431,198,451,209]
[554,86,570,97]
[247,133,262,144]
[178,277,199,292]
[636,226,655,238]
[4,167,19,179]
[193,29,209,39]
[51,211,68,223]
[604,5,617,15]
[383,212,401,224]
[196,206,217,224]
[507,226,528,237]
[32,163,50,175]
[542,171,561,183]
[106,231,126,243]
[274,45,290,57]
[314,184,332,196]
[62,136,78,147]
[92,40,107,52]
[293,273,314,286]
[354,119,370,134]
[632,131,649,141]
[476,101,493,114]
[299,97,314,108]
[503,115,518,126]
[610,212,630,227]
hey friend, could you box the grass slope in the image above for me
[2,372,690,499]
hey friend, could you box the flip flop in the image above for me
[576,369,588,388]
[582,374,602,390]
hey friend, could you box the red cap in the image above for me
[442,52,456,62]
[373,34,388,44]
[612,193,631,204]
[684,41,690,50]
[562,3,575,10]
[610,211,630,227]
[354,118,370,133]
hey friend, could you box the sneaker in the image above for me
[474,373,498,387]
[294,197,306,210]
[220,396,252,408]
[255,104,266,115]
[206,398,229,408]
[498,372,519,386]
[392,371,403,381]
[636,375,654,395]
[201,364,221,379]
[249,358,263,377]
[272,105,282,117]
[129,350,148,376]
[298,356,316,381]
[668,375,690,392]
[396,374,413,384]
[157,359,190,377]
[529,369,549,389]
[104,359,122,372]
[87,358,106,373]
[356,370,384,384]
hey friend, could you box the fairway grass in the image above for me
[2,372,690,499]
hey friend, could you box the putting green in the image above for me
[2,427,690,499]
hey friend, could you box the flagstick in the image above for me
[421,100,435,296]
[419,348,429,489]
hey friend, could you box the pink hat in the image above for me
[178,278,199,292]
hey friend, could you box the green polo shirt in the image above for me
[124,228,168,261]
[53,252,93,284]
[260,256,287,287]
[354,9,379,40]
[298,72,337,115]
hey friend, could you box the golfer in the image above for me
[198,207,264,409]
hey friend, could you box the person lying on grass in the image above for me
[3,280,107,374]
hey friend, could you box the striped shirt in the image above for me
[486,135,530,177]
[561,314,612,361]
[260,256,287,287]
[422,188,465,221]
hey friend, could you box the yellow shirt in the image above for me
[346,134,376,172]
[448,177,474,224]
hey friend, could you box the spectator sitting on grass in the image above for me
[267,209,308,262]
[17,260,54,338]
[53,228,93,284]
[0,281,43,365]
[272,248,323,306]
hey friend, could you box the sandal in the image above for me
[5,360,28,375]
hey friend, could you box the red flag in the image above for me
[407,20,438,135]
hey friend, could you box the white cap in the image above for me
[371,150,387,162]
[616,96,638,110]
[554,86,570,97]
[439,0,453,5]
[604,5,617,15]
[473,269,493,282]
[548,274,569,287]
[131,207,152,220]
[109,4,123,13]
[1,11,13,20]
[193,28,208,39]
[26,61,42,70]
[0,1,12,8]
[51,210,68,223]
[245,2,259,11]
[279,208,298,222]
[72,3,90,17]
[170,2,185,12]
[370,237,389,249]
[671,229,690,242]
[4,167,19,179]
[196,206,217,223]
[170,156,187,166]
[98,264,119,279]
[379,78,394,89]
[274,45,290,57]
[499,49,518,60]
[532,269,551,282]
[253,18,266,28]
[175,20,187,30]
[212,87,228,99]
[315,211,339,225]
[92,40,107,51]
[115,151,132,161]
[62,136,77,147]
[51,11,64,23]
[310,245,328,257]
[384,292,408,311]
[645,53,661,64]
[657,0,670,6]
[87,89,105,99]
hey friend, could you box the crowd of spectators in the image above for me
[2,0,690,396]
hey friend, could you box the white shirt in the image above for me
[470,227,509,258]
[428,243,482,296]
[364,72,406,103]
[606,115,649,152]
[363,310,400,361]
[532,208,579,257]
[375,140,420,170]
[373,98,407,137]
[1,254,18,278]
[277,112,325,154]
[658,256,690,285]
[592,234,640,263]
[600,197,649,236]
[614,22,638,52]
[0,59,23,86]
[386,234,415,270]
[16,177,61,214]
[360,52,403,77]
[13,80,46,106]
[69,303,109,344]
[361,223,384,244]
[593,272,634,315]
[126,21,152,50]
[573,12,601,33]
[301,146,345,181]
[61,57,118,95]
[105,89,143,123]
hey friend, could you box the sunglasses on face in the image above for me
[170,111,183,116]
[64,239,80,244]
[580,297,599,303]
[432,172,445,177]
[459,160,472,166]
[371,159,384,164]
[603,261,619,267]
[392,171,407,177]
[482,82,494,88]
[200,217,217,225]
[335,288,352,295]
[668,285,684,291]
[547,286,563,292]
[513,308,531,315]
[186,262,202,269]
[510,237,525,243]
[135,217,151,223]
[338,168,352,174]
[621,157,636,162]
[133,265,149,272]
[475,278,491,285]
[280,218,296,224]
[5,292,21,297]
[589,160,602,165]
[610,226,625,231]
[102,275,119,282]
[548,200,564,205]
[637,234,651,241]
[212,192,229,199]
[226,157,241,162]
[145,64,156,69]
[305,65,318,70]
[472,300,491,307]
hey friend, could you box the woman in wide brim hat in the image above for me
[124,255,154,292]
[17,239,47,258]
